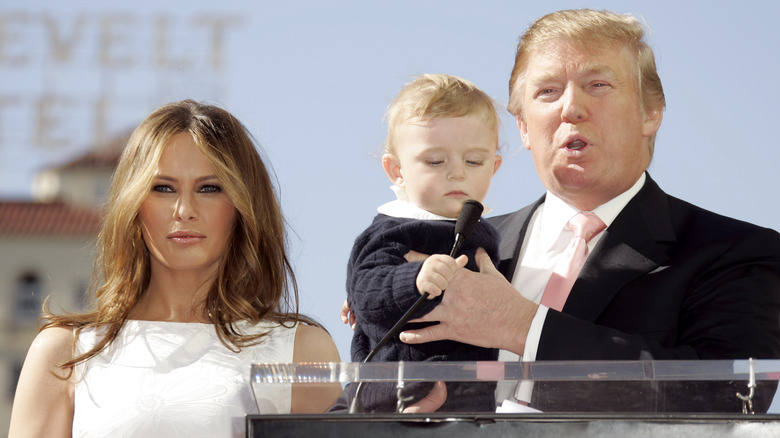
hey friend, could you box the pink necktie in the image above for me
[541,212,606,311]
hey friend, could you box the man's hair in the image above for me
[507,9,666,156]
[385,73,499,154]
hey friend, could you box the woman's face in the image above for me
[139,132,237,279]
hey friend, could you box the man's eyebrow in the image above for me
[580,63,619,78]
[528,64,618,84]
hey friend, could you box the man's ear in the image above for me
[516,115,531,150]
[382,153,403,185]
[642,104,664,138]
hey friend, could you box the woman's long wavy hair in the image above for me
[43,99,317,370]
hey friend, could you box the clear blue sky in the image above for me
[1,0,778,359]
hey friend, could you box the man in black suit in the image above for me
[395,9,780,412]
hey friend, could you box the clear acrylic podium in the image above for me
[247,360,780,437]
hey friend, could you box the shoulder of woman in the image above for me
[289,324,343,413]
[28,326,75,364]
[293,324,341,363]
[8,327,75,438]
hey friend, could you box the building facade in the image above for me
[0,141,119,432]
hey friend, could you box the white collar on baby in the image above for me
[377,185,492,220]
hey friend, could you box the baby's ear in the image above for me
[382,153,403,185]
[492,154,503,175]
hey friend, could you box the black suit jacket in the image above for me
[488,174,780,412]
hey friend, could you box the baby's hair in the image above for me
[385,74,499,154]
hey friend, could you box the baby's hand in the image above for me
[340,299,356,330]
[416,254,468,298]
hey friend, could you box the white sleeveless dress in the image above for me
[72,320,297,438]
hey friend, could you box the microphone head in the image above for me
[454,199,484,238]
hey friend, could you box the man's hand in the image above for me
[404,249,429,263]
[399,248,538,355]
[402,381,447,413]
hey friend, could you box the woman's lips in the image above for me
[168,231,205,243]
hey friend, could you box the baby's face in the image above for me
[387,114,501,218]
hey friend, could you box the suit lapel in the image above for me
[563,175,677,321]
[488,196,544,281]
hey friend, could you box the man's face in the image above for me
[516,39,662,210]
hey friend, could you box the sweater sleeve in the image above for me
[346,215,440,327]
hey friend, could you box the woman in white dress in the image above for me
[9,100,342,438]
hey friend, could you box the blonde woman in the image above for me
[9,100,341,438]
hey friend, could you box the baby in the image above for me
[346,73,502,412]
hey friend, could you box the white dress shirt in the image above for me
[496,173,647,404]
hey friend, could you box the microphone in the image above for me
[348,199,485,413]
[449,199,484,258]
